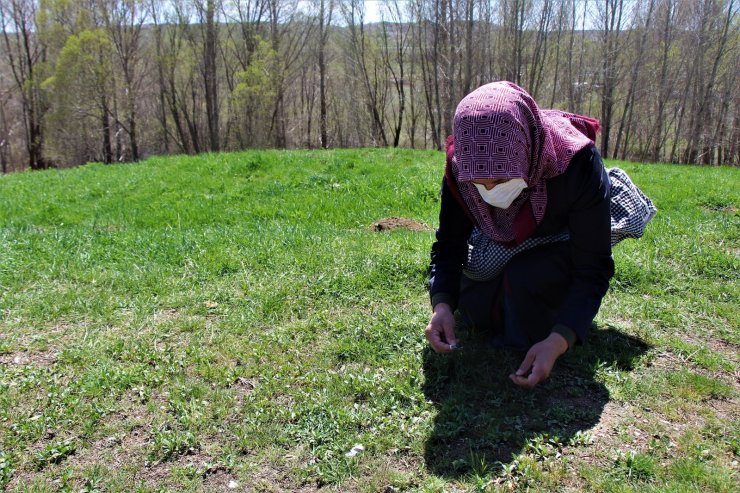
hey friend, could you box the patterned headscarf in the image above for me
[450,81,599,244]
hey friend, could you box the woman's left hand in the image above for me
[509,333,569,389]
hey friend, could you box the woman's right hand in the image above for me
[425,303,458,353]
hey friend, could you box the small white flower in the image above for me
[345,443,365,457]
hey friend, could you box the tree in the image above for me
[0,0,48,169]
[317,0,333,148]
[44,29,114,166]
[230,36,279,146]
[598,0,627,158]
[647,0,680,163]
[341,0,388,146]
[0,0,737,169]
[683,0,735,164]
[203,0,219,151]
[381,0,413,147]
[0,79,11,172]
[101,0,147,161]
[613,0,654,160]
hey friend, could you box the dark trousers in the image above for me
[458,242,572,351]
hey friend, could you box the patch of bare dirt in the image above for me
[706,337,740,360]
[271,393,296,409]
[249,462,319,493]
[584,400,631,444]
[202,468,241,492]
[557,400,635,470]
[705,396,739,421]
[0,349,58,368]
[233,376,257,393]
[154,308,181,322]
[141,451,218,488]
[702,206,739,214]
[372,217,430,232]
[232,377,257,406]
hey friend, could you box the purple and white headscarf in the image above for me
[450,81,599,244]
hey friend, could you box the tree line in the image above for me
[1,0,737,172]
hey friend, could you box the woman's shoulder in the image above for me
[570,144,601,170]
[545,144,607,212]
[557,144,604,188]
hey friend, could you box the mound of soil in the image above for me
[372,217,430,232]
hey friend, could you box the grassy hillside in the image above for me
[0,149,737,492]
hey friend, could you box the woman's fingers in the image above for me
[510,338,563,389]
[515,349,536,377]
[510,345,545,388]
[442,319,457,350]
[425,322,451,353]
[425,310,457,353]
[509,373,538,389]
[424,305,457,353]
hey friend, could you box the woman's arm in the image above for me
[554,146,615,344]
[426,176,474,353]
[428,176,474,310]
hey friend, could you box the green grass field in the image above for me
[0,149,737,492]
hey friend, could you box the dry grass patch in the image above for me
[0,349,59,368]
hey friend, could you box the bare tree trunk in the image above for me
[0,86,9,172]
[149,3,170,154]
[614,0,654,160]
[518,0,527,85]
[432,0,446,148]
[342,1,388,146]
[98,44,113,166]
[318,0,333,149]
[567,0,589,112]
[684,0,735,165]
[407,10,420,149]
[302,63,316,148]
[710,56,736,165]
[0,0,47,169]
[462,0,474,95]
[204,0,219,151]
[100,96,112,164]
[412,0,441,150]
[599,0,626,158]
[167,74,192,154]
[443,0,455,139]
[650,0,678,163]
[549,0,567,107]
[529,0,552,98]
[383,0,410,147]
[669,55,697,164]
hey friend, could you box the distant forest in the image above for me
[1,0,737,172]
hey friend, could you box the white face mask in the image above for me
[474,178,528,209]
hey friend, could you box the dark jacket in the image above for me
[428,144,614,344]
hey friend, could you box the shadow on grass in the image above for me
[422,323,650,478]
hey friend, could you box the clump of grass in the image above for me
[0,450,14,488]
[147,425,198,464]
[34,439,77,471]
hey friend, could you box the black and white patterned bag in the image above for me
[463,167,657,281]
[607,167,657,245]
